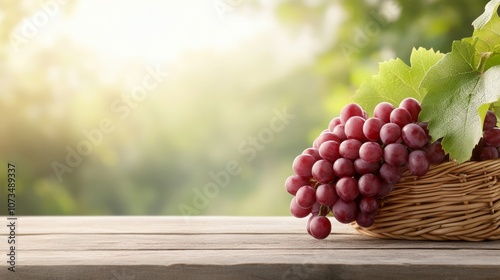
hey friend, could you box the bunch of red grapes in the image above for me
[286,98,500,239]
[285,98,447,239]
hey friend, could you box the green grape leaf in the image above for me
[472,0,500,30]
[419,40,500,163]
[470,0,500,71]
[353,47,444,114]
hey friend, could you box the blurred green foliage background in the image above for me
[0,0,489,215]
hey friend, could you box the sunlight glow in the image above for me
[60,0,275,65]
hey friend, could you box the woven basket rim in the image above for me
[352,159,500,241]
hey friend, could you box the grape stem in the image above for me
[478,51,493,74]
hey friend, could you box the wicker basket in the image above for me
[351,160,500,241]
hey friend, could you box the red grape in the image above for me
[311,159,335,184]
[333,158,355,177]
[339,139,362,160]
[483,128,500,147]
[285,175,309,195]
[340,103,364,124]
[407,150,429,176]
[373,102,394,123]
[390,107,412,128]
[296,186,316,209]
[479,146,499,160]
[345,116,367,141]
[335,177,359,201]
[316,184,338,207]
[399,97,421,123]
[331,199,358,224]
[363,117,385,141]
[308,216,332,239]
[359,196,379,214]
[383,143,408,166]
[359,142,383,163]
[379,163,401,184]
[380,123,401,144]
[422,141,446,164]
[401,123,429,149]
[356,212,375,227]
[319,140,340,162]
[292,154,316,177]
[358,173,381,197]
[290,197,311,218]
[483,110,497,130]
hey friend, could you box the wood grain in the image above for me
[0,216,499,280]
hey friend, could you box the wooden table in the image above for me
[1,216,499,279]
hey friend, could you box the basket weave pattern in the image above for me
[352,160,500,241]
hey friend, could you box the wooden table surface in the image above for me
[1,216,499,280]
